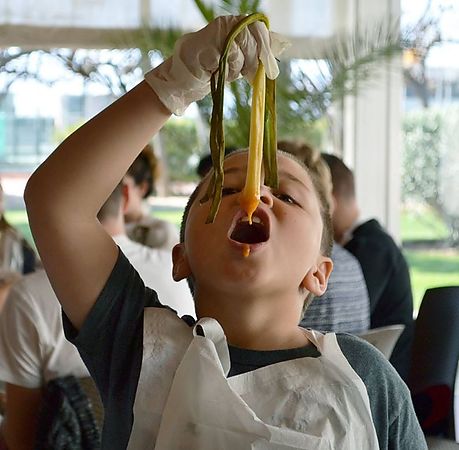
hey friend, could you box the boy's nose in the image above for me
[260,186,274,208]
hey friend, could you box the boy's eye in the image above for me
[222,187,240,196]
[274,192,298,205]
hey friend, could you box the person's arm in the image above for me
[0,383,42,450]
[0,282,14,313]
[0,280,48,450]
[24,15,281,331]
[25,84,170,330]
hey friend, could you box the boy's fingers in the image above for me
[144,14,288,115]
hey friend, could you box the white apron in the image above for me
[127,309,379,450]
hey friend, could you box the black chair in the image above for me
[408,286,459,441]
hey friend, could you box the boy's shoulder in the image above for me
[336,332,386,359]
[336,332,427,449]
[336,332,411,414]
[336,332,400,382]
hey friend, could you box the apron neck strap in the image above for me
[302,328,327,352]
[193,318,231,376]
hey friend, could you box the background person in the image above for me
[0,182,194,450]
[124,144,179,251]
[196,147,237,179]
[0,182,37,312]
[322,153,414,382]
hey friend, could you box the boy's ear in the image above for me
[301,256,333,297]
[172,243,191,281]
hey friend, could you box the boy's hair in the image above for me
[277,141,334,311]
[321,153,355,200]
[196,147,237,179]
[126,144,159,198]
[277,140,333,210]
[179,149,333,311]
[97,183,124,221]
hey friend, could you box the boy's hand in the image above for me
[145,15,288,115]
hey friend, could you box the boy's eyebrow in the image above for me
[278,170,310,191]
[223,167,246,176]
[223,167,310,190]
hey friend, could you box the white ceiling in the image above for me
[0,0,338,56]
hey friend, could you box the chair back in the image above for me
[425,436,459,449]
[408,286,459,439]
[409,287,459,393]
[359,324,405,359]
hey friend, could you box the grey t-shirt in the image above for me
[64,250,426,450]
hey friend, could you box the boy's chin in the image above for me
[222,264,278,290]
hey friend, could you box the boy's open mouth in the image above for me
[229,210,270,245]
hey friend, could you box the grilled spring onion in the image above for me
[200,13,278,224]
[239,62,265,223]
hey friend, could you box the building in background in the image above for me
[0,93,113,171]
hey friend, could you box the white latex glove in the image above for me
[145,15,289,115]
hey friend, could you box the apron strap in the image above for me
[193,318,231,376]
[302,328,326,351]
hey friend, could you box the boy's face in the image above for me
[173,152,331,301]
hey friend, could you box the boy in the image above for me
[24,15,426,450]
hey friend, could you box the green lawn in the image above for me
[154,209,184,227]
[4,210,34,246]
[8,204,448,244]
[3,208,186,248]
[6,206,459,313]
[400,205,449,241]
[400,205,459,311]
[404,248,459,312]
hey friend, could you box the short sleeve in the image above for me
[389,394,428,450]
[62,248,166,449]
[0,284,43,388]
[337,334,427,450]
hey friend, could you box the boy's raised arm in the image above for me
[24,85,171,329]
[24,15,281,330]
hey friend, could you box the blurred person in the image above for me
[124,145,179,250]
[278,140,370,334]
[196,147,237,179]
[196,153,213,179]
[322,153,414,381]
[0,182,194,450]
[0,182,37,312]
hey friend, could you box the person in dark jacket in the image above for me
[322,153,414,382]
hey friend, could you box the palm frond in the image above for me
[287,20,402,119]
[113,25,182,59]
[194,0,216,22]
[217,0,262,16]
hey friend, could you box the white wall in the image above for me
[340,0,402,240]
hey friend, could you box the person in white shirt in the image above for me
[0,182,194,450]
[123,145,180,251]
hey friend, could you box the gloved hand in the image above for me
[145,15,289,115]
